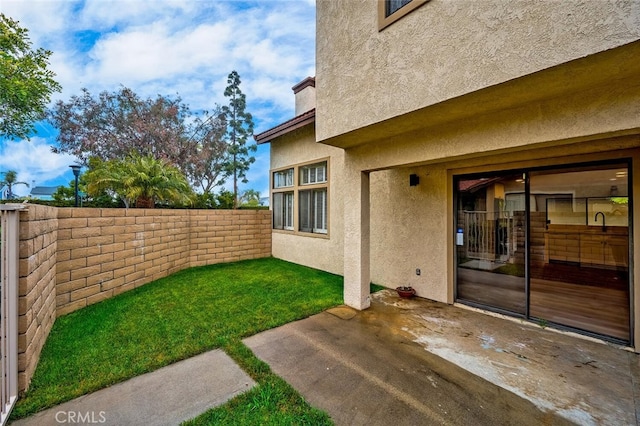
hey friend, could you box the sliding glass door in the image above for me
[455,161,631,342]
[528,164,630,341]
[455,174,527,315]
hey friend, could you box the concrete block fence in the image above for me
[17,204,271,392]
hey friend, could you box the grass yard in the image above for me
[184,339,333,425]
[12,257,349,421]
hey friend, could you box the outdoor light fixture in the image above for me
[69,164,81,207]
[409,174,419,186]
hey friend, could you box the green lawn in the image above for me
[12,257,351,422]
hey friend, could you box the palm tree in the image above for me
[1,170,29,199]
[85,154,192,208]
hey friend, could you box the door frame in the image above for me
[453,157,633,345]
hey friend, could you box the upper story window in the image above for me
[378,0,430,31]
[300,162,327,185]
[386,0,412,16]
[273,168,293,188]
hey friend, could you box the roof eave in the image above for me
[254,109,316,144]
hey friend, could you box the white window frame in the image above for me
[299,188,327,234]
[272,191,294,231]
[300,162,327,186]
[273,168,294,189]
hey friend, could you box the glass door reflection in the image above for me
[456,174,527,315]
[529,164,630,341]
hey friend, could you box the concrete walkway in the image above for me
[12,289,640,425]
[245,290,640,426]
[11,349,255,426]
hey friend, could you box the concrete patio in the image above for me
[246,290,639,425]
[11,289,638,425]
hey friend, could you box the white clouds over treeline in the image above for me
[1,0,315,196]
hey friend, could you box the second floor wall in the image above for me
[316,0,640,144]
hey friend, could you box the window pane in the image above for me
[314,189,327,233]
[273,193,283,229]
[299,190,312,232]
[300,162,327,185]
[274,169,293,188]
[284,192,294,230]
[387,0,412,16]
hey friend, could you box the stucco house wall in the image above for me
[310,0,640,346]
[316,0,640,142]
[261,1,640,348]
[269,125,345,276]
[369,167,449,303]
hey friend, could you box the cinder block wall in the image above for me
[18,205,58,392]
[17,205,271,392]
[55,208,191,315]
[55,208,272,315]
[189,209,272,266]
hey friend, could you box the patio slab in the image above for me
[11,349,255,426]
[245,289,639,425]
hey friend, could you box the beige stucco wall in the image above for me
[367,138,639,301]
[370,167,449,302]
[340,65,640,300]
[269,125,345,275]
[316,0,640,142]
[334,56,640,343]
[342,63,640,171]
[271,61,640,305]
[295,86,316,116]
[268,0,640,345]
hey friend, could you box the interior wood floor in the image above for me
[457,266,630,341]
[529,278,629,340]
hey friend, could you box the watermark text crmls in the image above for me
[55,411,107,424]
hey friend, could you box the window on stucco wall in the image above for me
[378,0,430,31]
[271,160,329,236]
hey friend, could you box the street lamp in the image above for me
[69,165,81,207]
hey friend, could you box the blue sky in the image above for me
[1,0,316,197]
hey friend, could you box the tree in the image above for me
[84,154,193,208]
[52,174,121,207]
[215,189,235,209]
[186,106,228,194]
[1,170,29,199]
[0,14,61,139]
[49,87,227,190]
[239,189,261,207]
[221,71,256,209]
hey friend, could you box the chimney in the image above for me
[292,77,315,116]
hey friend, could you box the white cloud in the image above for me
[78,0,200,31]
[0,0,316,195]
[84,21,235,87]
[0,138,77,196]
[2,1,74,41]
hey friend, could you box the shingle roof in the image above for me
[30,186,59,196]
